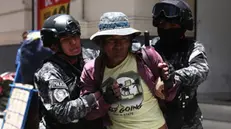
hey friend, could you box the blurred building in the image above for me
[0,0,195,46]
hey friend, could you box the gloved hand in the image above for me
[82,91,101,108]
[101,77,121,104]
[158,62,175,90]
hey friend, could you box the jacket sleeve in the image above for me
[145,47,163,76]
[80,63,111,120]
[174,42,209,86]
[15,48,21,68]
[34,64,98,124]
[145,47,178,101]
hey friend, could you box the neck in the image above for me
[57,53,78,65]
[106,60,121,68]
[106,54,128,68]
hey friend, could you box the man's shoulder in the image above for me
[186,39,205,52]
[193,40,204,48]
[35,62,59,78]
[82,47,100,62]
[150,37,160,46]
[83,58,97,71]
[83,56,105,75]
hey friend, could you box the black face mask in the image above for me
[157,28,185,46]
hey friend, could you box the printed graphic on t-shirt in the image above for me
[108,71,143,116]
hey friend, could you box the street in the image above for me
[203,120,231,129]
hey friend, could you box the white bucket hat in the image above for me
[90,12,141,41]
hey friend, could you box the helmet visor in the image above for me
[152,3,181,18]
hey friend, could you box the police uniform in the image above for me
[151,0,210,128]
[151,37,209,129]
[34,14,100,129]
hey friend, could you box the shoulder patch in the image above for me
[53,89,69,102]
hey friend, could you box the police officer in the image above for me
[34,14,101,129]
[151,0,209,129]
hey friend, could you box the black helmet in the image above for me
[41,14,81,47]
[152,0,193,30]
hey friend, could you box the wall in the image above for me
[0,0,196,44]
[0,0,32,46]
[197,0,231,95]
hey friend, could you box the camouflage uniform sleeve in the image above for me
[174,42,209,86]
[34,63,98,124]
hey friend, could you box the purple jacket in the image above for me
[80,47,177,126]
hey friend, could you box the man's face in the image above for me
[157,19,184,39]
[103,35,131,65]
[60,35,81,56]
[157,19,186,48]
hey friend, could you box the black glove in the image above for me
[82,92,98,107]
[159,62,175,90]
[101,77,121,104]
[164,73,176,90]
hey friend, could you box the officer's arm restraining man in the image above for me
[151,1,209,129]
[34,14,101,129]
